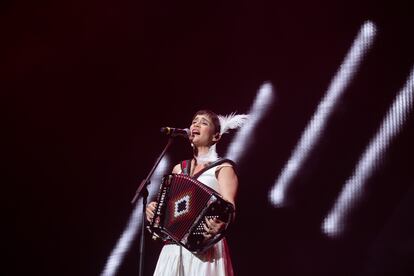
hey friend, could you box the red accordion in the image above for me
[148,173,234,253]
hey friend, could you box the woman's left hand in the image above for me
[203,217,225,240]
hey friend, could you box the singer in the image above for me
[146,109,248,276]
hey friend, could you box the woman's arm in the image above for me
[203,164,238,239]
[216,164,238,208]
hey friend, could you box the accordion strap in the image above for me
[180,159,191,176]
[180,158,235,179]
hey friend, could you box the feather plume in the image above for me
[218,113,249,135]
[195,146,218,164]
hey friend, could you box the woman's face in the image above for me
[189,114,219,147]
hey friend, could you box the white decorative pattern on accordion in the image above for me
[174,195,190,218]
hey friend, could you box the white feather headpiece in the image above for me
[195,112,249,164]
[218,112,249,135]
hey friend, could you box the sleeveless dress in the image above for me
[152,163,234,276]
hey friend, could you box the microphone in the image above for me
[160,127,190,138]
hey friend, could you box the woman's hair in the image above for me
[193,109,221,134]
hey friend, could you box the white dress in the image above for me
[153,164,234,276]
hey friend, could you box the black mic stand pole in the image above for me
[131,137,174,276]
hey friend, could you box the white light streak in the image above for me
[322,66,414,237]
[101,156,170,276]
[269,21,377,207]
[225,82,275,162]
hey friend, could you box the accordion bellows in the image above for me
[148,174,234,253]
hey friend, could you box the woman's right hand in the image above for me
[146,201,157,222]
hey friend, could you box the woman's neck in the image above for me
[193,145,218,164]
[195,146,210,156]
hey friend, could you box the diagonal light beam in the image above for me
[269,21,377,207]
[322,66,414,237]
[226,82,276,162]
[101,156,170,276]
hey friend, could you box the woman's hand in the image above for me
[202,217,225,240]
[146,201,157,222]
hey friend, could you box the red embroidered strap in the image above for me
[180,160,191,176]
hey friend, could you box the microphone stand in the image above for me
[131,137,174,276]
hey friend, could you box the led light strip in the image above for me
[226,82,275,162]
[101,157,170,276]
[322,66,414,237]
[269,21,377,207]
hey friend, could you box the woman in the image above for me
[146,109,247,276]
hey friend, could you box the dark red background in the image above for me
[3,0,413,275]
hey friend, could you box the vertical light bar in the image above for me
[269,21,377,207]
[101,156,170,276]
[225,82,275,162]
[322,67,414,237]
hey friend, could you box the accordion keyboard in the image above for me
[193,215,219,235]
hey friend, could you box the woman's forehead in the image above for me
[193,114,212,122]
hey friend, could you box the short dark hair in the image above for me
[193,109,221,134]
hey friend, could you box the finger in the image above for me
[208,219,220,232]
[146,207,155,219]
[146,207,155,216]
[213,217,224,224]
[215,221,224,228]
[203,222,210,232]
[210,218,225,231]
[203,232,213,239]
[211,217,223,226]
[205,217,214,228]
[149,202,157,211]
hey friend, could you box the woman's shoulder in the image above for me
[215,161,233,169]
[214,160,236,174]
[172,163,181,173]
[214,158,235,169]
[213,159,238,178]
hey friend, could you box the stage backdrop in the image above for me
[3,0,413,275]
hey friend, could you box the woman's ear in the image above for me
[212,132,221,143]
